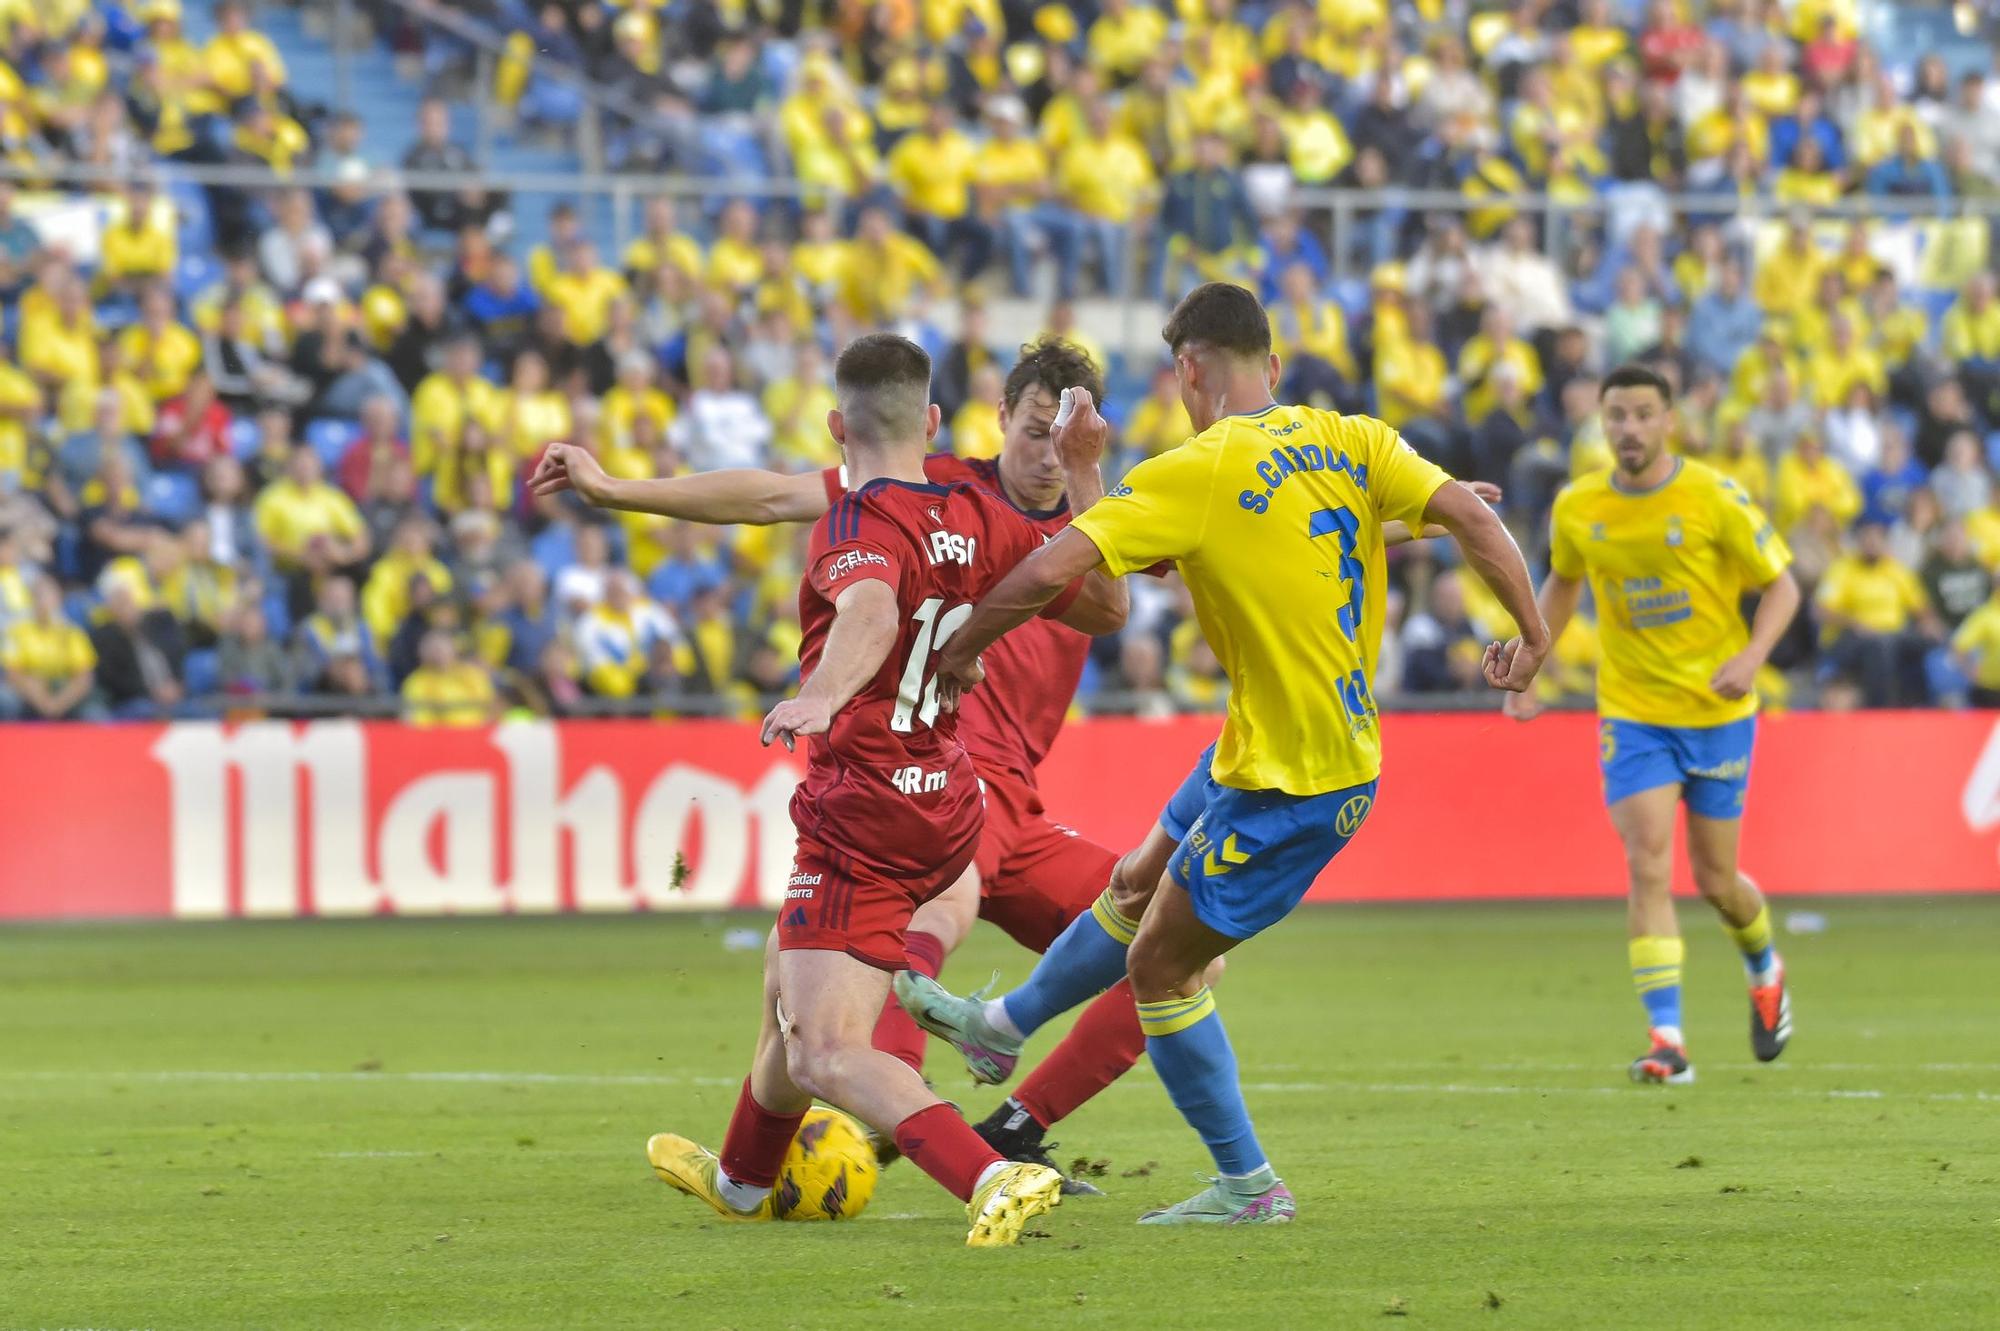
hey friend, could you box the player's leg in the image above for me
[1609,781,1693,1084]
[1601,719,1697,1084]
[894,744,1218,1081]
[894,823,1174,1082]
[775,946,1062,1246]
[645,929,806,1220]
[869,863,979,1076]
[1678,716,1791,1061]
[1126,781,1373,1226]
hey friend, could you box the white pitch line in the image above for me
[3,1069,1996,1105]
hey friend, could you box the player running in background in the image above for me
[1505,363,1801,1085]
[623,334,1126,1246]
[902,283,1546,1225]
[534,341,1500,1190]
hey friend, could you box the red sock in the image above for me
[894,1103,1004,1202]
[1013,979,1149,1128]
[871,930,946,1075]
[718,1078,806,1189]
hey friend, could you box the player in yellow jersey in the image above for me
[897,284,1546,1225]
[1506,365,1802,1085]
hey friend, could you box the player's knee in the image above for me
[1202,955,1227,988]
[1107,856,1158,919]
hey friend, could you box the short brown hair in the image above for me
[1600,362,1674,405]
[834,333,933,443]
[1162,282,1271,361]
[1003,336,1104,413]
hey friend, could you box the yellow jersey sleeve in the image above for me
[1068,444,1220,577]
[1548,486,1587,580]
[1360,420,1452,531]
[1710,477,1791,588]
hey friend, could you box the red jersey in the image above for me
[793,475,1081,876]
[823,453,1087,784]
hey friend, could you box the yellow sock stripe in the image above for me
[1724,904,1773,955]
[1632,972,1682,994]
[1136,987,1217,1037]
[1627,935,1685,971]
[1090,887,1140,946]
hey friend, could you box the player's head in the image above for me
[995,336,1105,509]
[1161,282,1280,433]
[1598,363,1674,479]
[829,333,940,459]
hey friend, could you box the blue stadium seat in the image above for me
[262,591,292,640]
[174,253,218,303]
[63,589,96,629]
[145,471,202,526]
[1987,433,2000,474]
[305,418,362,469]
[184,648,221,697]
[228,416,262,460]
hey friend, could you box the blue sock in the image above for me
[1138,987,1268,1178]
[1001,888,1137,1037]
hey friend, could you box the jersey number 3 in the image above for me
[891,596,974,732]
[1309,506,1364,642]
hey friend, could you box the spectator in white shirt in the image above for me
[669,346,771,473]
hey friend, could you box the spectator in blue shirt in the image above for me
[1688,257,1763,377]
[1152,132,1260,299]
[463,253,540,363]
[1255,210,1329,304]
[1865,126,1950,201]
[1768,91,1844,171]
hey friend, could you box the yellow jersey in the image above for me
[1550,459,1791,728]
[1951,600,2000,690]
[253,479,366,565]
[402,663,495,727]
[1816,554,1927,635]
[1071,404,1451,795]
[2,617,95,683]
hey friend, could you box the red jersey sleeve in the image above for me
[807,494,904,603]
[968,490,1086,620]
[819,465,846,505]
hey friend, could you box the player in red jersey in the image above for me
[536,342,1154,1185]
[575,334,1127,1246]
[533,338,1499,1192]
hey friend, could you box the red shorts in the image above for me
[777,836,977,972]
[973,766,1121,954]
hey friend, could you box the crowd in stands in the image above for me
[1,0,2000,723]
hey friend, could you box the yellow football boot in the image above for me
[645,1133,772,1221]
[965,1161,1063,1247]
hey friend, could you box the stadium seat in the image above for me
[62,589,96,629]
[145,472,203,527]
[183,649,221,698]
[228,417,262,460]
[305,419,362,470]
[174,254,218,304]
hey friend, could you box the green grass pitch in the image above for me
[3,899,1996,1329]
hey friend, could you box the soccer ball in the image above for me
[772,1107,878,1221]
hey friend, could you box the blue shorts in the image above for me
[1158,743,1377,940]
[1599,716,1757,819]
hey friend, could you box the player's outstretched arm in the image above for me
[1711,569,1800,701]
[1504,569,1583,720]
[760,578,900,750]
[530,443,831,525]
[1424,481,1550,693]
[938,526,1122,700]
[1051,387,1130,627]
[1385,481,1504,547]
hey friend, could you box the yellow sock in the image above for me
[1628,935,1684,1037]
[1724,904,1776,977]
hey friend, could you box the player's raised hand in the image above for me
[1710,649,1760,701]
[530,442,611,504]
[1483,633,1548,694]
[1050,387,1109,469]
[760,695,832,751]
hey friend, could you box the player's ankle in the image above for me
[717,1171,772,1214]
[979,1096,1046,1145]
[1221,1163,1278,1195]
[984,997,1026,1041]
